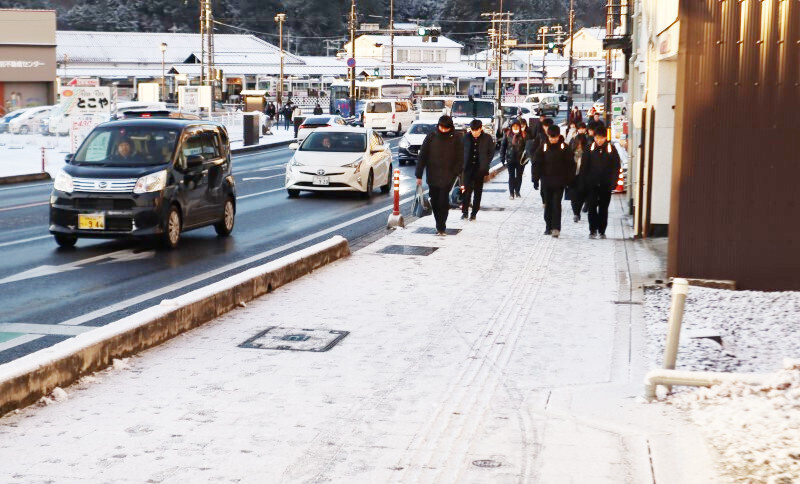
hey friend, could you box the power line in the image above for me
[213,20,346,40]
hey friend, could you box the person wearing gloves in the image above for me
[532,124,576,237]
[416,115,463,236]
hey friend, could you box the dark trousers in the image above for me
[428,185,451,232]
[283,115,291,129]
[293,118,302,138]
[542,185,566,231]
[507,162,525,195]
[569,184,585,216]
[586,185,612,234]
[461,171,485,215]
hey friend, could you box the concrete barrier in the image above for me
[0,172,51,185]
[0,236,350,416]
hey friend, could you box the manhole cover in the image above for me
[239,327,348,352]
[377,245,439,256]
[472,459,502,468]
[482,189,506,192]
[414,227,461,235]
[479,207,506,211]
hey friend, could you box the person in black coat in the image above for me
[568,122,590,222]
[416,115,463,235]
[461,119,495,220]
[532,125,576,237]
[499,120,529,199]
[313,103,323,115]
[579,125,621,239]
[266,102,277,121]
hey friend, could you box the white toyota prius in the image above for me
[285,127,393,199]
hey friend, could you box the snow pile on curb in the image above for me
[644,286,800,373]
[669,360,800,483]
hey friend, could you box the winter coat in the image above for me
[579,140,621,191]
[416,129,463,188]
[568,108,583,126]
[500,132,528,166]
[532,136,576,188]
[462,132,494,177]
[569,133,590,174]
[313,106,323,115]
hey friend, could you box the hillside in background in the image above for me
[2,0,605,55]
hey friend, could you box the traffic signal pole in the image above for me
[349,0,356,117]
[567,0,575,113]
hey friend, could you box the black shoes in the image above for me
[461,213,468,220]
[544,229,552,235]
[573,214,580,223]
[469,213,476,221]
[589,231,598,239]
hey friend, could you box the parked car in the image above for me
[450,98,497,142]
[8,105,54,134]
[362,99,415,136]
[49,118,236,249]
[500,103,533,129]
[397,120,438,165]
[285,127,392,199]
[417,97,455,120]
[593,93,629,117]
[522,93,560,116]
[0,108,30,133]
[297,115,347,141]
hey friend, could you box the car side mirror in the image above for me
[186,154,204,168]
[64,153,73,163]
[371,145,386,153]
[288,142,299,150]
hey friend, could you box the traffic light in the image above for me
[430,28,440,43]
[557,44,564,56]
[417,26,439,43]
[547,42,555,53]
[373,67,380,77]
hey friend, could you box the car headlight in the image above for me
[343,159,364,173]
[133,170,167,194]
[399,137,410,149]
[290,158,304,167]
[53,170,73,193]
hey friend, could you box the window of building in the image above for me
[410,50,421,62]
[397,49,408,62]
[423,50,434,62]
[435,50,445,62]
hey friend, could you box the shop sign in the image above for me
[59,87,112,115]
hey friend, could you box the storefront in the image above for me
[0,9,57,115]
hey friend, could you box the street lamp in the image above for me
[160,42,167,102]
[274,13,286,107]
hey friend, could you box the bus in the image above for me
[256,77,331,99]
[328,79,413,118]
[409,79,456,97]
[500,80,556,102]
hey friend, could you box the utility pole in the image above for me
[567,0,575,113]
[539,26,548,94]
[205,0,215,98]
[604,0,614,127]
[349,0,357,117]
[482,9,511,131]
[200,0,205,86]
[275,13,286,107]
[389,0,395,79]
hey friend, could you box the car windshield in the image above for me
[451,100,494,119]
[72,126,180,166]
[408,123,436,135]
[303,116,331,125]
[367,102,392,114]
[421,100,445,111]
[300,131,366,153]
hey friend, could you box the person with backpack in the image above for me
[416,115,463,236]
[532,125,576,237]
[580,125,621,239]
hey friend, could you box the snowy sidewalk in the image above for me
[0,173,716,483]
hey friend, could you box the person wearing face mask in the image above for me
[499,120,528,199]
[416,115,463,236]
[579,125,621,239]
[568,122,589,222]
[460,119,494,221]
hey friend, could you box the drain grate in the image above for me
[479,207,506,211]
[472,459,502,468]
[377,245,439,256]
[239,327,348,352]
[414,227,461,235]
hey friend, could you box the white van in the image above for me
[593,93,628,117]
[8,105,54,134]
[363,99,415,136]
[522,93,560,116]
[449,98,497,141]
[418,97,455,120]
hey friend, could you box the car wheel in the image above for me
[161,205,182,249]
[396,123,402,136]
[19,126,29,135]
[287,188,300,198]
[380,164,392,193]
[53,234,77,248]
[214,197,235,236]
[361,170,374,199]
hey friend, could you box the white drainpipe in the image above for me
[644,369,769,401]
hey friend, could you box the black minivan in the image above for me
[49,118,236,249]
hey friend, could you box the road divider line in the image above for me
[0,235,51,248]
[57,192,416,327]
[0,334,43,353]
[0,201,48,212]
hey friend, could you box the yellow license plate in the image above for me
[78,213,105,230]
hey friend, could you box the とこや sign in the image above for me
[59,87,112,116]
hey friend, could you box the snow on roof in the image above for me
[56,31,305,66]
[354,34,462,48]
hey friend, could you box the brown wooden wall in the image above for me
[669,0,800,290]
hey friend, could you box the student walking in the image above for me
[460,119,494,221]
[499,120,528,199]
[416,115,463,236]
[292,104,303,138]
[568,122,590,222]
[532,125,576,237]
[580,125,621,239]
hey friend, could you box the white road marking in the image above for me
[58,193,416,327]
[238,187,286,199]
[0,235,51,248]
[0,182,52,193]
[241,174,284,181]
[0,201,49,212]
[0,333,43,352]
[0,249,155,285]
[0,323,91,336]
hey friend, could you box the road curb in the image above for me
[231,138,296,155]
[0,235,350,417]
[0,172,51,185]
[484,161,507,182]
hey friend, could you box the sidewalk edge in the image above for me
[0,235,350,417]
[0,172,51,186]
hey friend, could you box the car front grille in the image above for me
[73,177,137,193]
[71,198,135,211]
